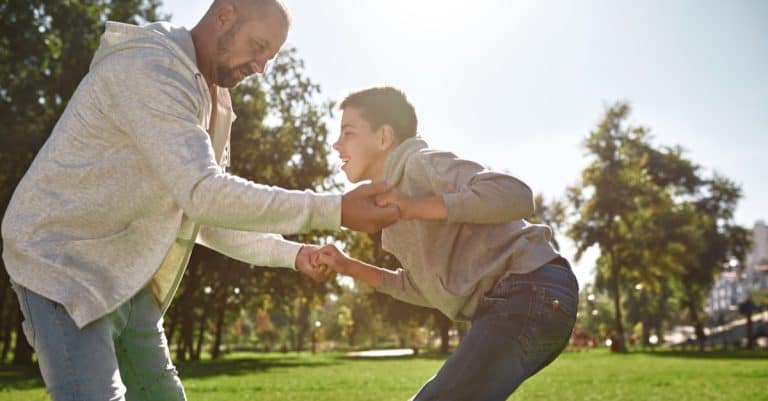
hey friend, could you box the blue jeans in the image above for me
[411,263,579,401]
[12,283,186,401]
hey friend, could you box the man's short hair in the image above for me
[249,0,291,26]
[219,0,291,27]
[339,86,418,142]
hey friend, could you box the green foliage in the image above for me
[568,102,751,351]
[0,0,165,367]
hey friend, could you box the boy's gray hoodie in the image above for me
[378,138,559,321]
[1,22,340,328]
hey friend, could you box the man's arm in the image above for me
[196,227,333,282]
[96,50,395,235]
[196,226,302,269]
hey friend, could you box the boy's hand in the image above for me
[295,245,334,282]
[316,244,353,276]
[375,189,413,220]
[376,190,448,221]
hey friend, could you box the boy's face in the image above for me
[333,107,390,183]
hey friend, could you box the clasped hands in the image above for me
[294,181,426,282]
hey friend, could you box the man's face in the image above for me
[333,107,389,183]
[213,13,288,88]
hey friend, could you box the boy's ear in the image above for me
[377,124,397,151]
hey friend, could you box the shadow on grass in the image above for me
[177,355,340,379]
[0,355,344,391]
[337,351,450,362]
[639,349,768,360]
[0,365,44,391]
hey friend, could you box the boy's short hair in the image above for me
[338,86,418,142]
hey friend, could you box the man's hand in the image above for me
[295,245,334,283]
[341,181,399,233]
[375,188,415,220]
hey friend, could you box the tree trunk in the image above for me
[347,324,356,348]
[1,303,13,364]
[435,312,452,354]
[641,316,651,349]
[11,310,33,366]
[210,300,227,360]
[193,303,209,360]
[685,290,706,351]
[745,311,754,350]
[609,250,627,352]
[165,310,179,352]
[296,301,310,353]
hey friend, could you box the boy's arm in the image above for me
[317,245,433,308]
[385,152,534,224]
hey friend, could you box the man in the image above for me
[1,1,396,400]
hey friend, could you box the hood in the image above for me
[90,21,199,76]
[379,137,429,184]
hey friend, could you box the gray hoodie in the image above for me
[377,138,559,321]
[1,22,340,328]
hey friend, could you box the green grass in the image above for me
[0,349,766,400]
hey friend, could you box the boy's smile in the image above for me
[333,107,392,183]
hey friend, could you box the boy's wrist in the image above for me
[408,196,446,220]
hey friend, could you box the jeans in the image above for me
[12,283,186,401]
[411,263,579,401]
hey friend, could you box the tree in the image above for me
[682,175,751,349]
[569,103,751,353]
[529,194,567,251]
[567,102,656,352]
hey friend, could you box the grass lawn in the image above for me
[0,349,766,400]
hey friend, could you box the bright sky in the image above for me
[160,0,768,286]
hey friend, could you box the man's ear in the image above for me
[213,2,237,32]
[377,125,397,151]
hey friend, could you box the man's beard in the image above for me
[215,65,242,88]
[214,23,245,88]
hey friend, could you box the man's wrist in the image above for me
[293,245,305,270]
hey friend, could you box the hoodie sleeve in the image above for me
[196,226,302,270]
[92,48,340,234]
[417,151,535,224]
[378,268,433,308]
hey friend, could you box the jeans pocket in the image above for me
[20,319,35,349]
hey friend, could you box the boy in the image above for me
[317,86,578,400]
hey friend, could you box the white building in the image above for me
[706,221,768,315]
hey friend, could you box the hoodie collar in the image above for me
[379,137,428,184]
[144,22,197,65]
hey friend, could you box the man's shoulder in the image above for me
[93,22,196,77]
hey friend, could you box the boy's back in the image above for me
[377,137,559,320]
